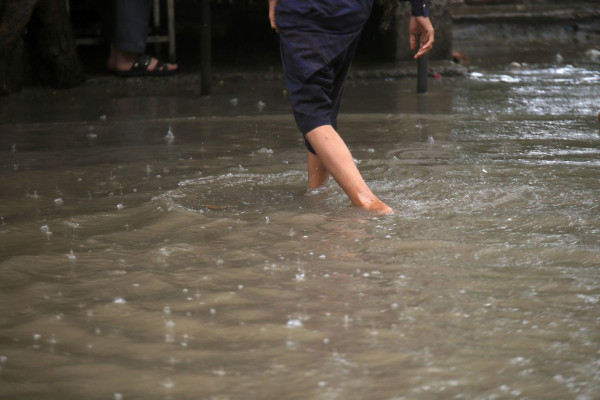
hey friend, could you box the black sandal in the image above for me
[113,54,177,77]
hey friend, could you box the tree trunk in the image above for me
[0,0,84,95]
[0,0,37,94]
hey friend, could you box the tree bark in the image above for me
[0,0,84,95]
[0,0,37,94]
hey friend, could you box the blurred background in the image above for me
[67,0,600,74]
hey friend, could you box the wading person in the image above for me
[269,0,434,214]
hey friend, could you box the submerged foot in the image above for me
[358,198,394,215]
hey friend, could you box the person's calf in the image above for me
[307,151,330,189]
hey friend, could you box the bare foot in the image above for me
[358,198,395,215]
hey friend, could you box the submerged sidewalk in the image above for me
[0,57,465,127]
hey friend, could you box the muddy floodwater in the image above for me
[1,59,599,399]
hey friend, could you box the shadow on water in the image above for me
[0,58,599,399]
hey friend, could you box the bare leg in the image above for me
[307,150,330,189]
[305,125,393,214]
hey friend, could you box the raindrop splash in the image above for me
[164,125,175,144]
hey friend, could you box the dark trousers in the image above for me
[281,34,361,154]
[107,0,152,53]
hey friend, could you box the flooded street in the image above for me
[1,59,599,399]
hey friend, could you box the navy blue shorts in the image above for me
[276,0,373,154]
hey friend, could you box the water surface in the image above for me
[1,61,599,399]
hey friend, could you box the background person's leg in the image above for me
[114,0,152,53]
[108,0,177,73]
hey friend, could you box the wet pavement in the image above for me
[1,52,599,399]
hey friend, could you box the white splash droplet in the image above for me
[164,125,175,144]
[286,319,303,328]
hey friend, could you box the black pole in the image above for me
[417,53,428,94]
[200,0,212,96]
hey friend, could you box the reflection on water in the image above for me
[0,62,599,399]
[463,64,600,117]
